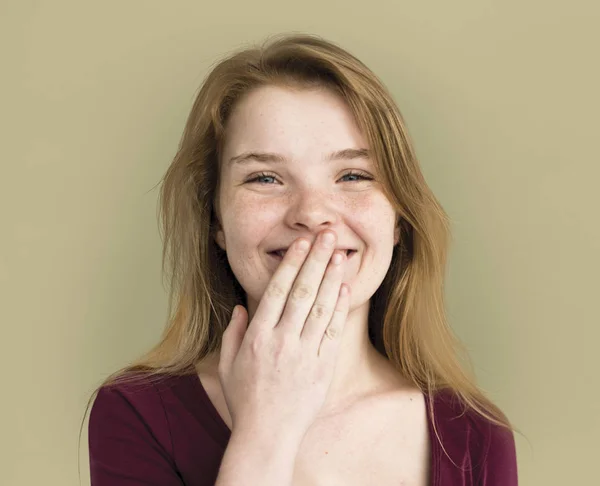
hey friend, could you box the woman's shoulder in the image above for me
[428,387,514,442]
[89,369,225,484]
[94,369,179,399]
[427,388,518,483]
[429,388,495,427]
[90,369,196,432]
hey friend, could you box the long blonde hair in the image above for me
[80,32,515,479]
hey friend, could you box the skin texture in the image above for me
[213,84,405,416]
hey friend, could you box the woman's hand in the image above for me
[218,230,351,443]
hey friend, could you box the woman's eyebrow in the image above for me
[228,148,371,166]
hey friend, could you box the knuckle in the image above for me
[310,302,331,320]
[290,283,313,301]
[265,280,286,299]
[324,325,339,339]
[249,330,268,354]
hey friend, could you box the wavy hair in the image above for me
[79,32,515,480]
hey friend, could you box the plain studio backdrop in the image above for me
[1,1,599,485]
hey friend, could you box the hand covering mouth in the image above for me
[268,248,357,258]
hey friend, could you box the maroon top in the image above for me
[88,371,518,485]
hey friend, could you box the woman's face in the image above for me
[215,85,399,317]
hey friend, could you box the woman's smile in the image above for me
[267,248,358,260]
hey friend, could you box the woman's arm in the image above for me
[215,428,300,486]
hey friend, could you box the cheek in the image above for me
[351,195,396,232]
[226,198,275,234]
[223,207,278,262]
[230,191,277,218]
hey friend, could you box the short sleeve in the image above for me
[478,422,519,485]
[88,385,183,486]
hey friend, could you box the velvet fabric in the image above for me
[89,371,518,485]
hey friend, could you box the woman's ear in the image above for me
[394,218,401,246]
[212,201,226,251]
[214,227,226,251]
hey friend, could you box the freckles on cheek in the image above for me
[233,197,277,225]
[226,199,274,250]
[346,195,377,221]
[231,191,269,216]
[227,199,253,226]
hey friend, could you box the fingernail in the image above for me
[321,231,335,247]
[296,239,310,252]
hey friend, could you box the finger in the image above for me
[317,283,351,360]
[247,237,312,334]
[300,249,346,343]
[277,230,337,336]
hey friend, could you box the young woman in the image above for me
[84,33,518,485]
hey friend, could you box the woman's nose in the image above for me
[285,190,341,231]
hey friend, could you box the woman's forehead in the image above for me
[222,86,368,164]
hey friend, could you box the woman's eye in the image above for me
[245,171,373,185]
[245,172,278,185]
[340,171,374,183]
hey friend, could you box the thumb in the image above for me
[219,305,248,373]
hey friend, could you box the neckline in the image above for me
[183,371,440,485]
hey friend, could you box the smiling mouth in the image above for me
[268,249,357,260]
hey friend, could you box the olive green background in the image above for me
[2,1,599,484]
